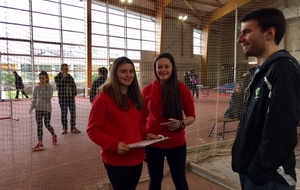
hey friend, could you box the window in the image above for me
[32,13,60,28]
[92,47,107,59]
[193,29,202,55]
[33,28,61,42]
[32,0,60,15]
[34,43,60,56]
[0,41,30,55]
[127,39,141,50]
[0,0,156,87]
[0,23,30,40]
[110,49,125,58]
[92,35,107,47]
[0,7,30,25]
[92,23,107,35]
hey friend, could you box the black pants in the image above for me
[35,111,55,142]
[192,84,199,98]
[58,99,76,129]
[15,89,28,98]
[239,174,295,190]
[103,161,143,190]
[145,144,189,190]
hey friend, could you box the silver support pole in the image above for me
[234,4,238,83]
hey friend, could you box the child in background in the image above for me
[30,71,57,151]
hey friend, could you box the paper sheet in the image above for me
[128,137,170,148]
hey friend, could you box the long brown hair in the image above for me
[100,57,144,111]
[153,53,183,119]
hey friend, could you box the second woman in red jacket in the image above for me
[142,52,196,190]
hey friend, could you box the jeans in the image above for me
[58,99,76,129]
[145,144,189,190]
[103,161,143,190]
[239,174,296,190]
[35,111,55,142]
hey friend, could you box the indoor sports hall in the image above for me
[1,0,300,189]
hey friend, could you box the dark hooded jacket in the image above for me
[15,74,25,89]
[232,50,300,186]
[54,72,77,99]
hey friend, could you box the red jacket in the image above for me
[142,79,195,148]
[87,92,144,166]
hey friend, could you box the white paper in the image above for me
[128,137,170,148]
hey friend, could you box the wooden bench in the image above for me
[208,117,239,140]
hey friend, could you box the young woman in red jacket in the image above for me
[87,57,146,190]
[142,52,196,190]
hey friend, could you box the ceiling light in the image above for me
[120,0,132,3]
[179,15,187,21]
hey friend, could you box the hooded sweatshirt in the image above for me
[232,50,300,186]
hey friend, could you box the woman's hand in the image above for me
[164,118,181,131]
[117,142,129,154]
[146,133,158,140]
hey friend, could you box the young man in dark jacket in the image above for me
[54,64,80,134]
[13,71,29,99]
[232,8,300,190]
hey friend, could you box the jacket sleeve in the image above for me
[247,61,299,185]
[140,85,150,136]
[54,73,62,88]
[70,76,77,98]
[43,84,53,101]
[86,94,119,152]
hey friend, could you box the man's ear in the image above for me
[266,27,276,40]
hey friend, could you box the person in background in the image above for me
[30,71,57,151]
[231,8,300,190]
[242,66,258,89]
[142,52,196,190]
[87,57,146,190]
[90,67,108,103]
[54,64,80,134]
[184,71,192,93]
[190,69,199,99]
[224,83,244,120]
[13,71,29,99]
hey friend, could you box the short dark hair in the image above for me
[60,63,68,69]
[98,67,108,76]
[240,8,286,45]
